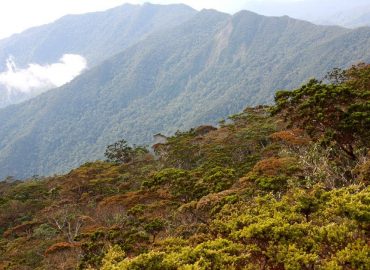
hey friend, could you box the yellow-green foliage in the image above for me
[101,239,248,270]
[209,186,369,269]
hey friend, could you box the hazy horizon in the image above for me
[1,0,370,40]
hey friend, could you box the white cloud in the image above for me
[0,54,87,95]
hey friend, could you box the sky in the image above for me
[0,0,303,40]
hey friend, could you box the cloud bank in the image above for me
[0,54,87,95]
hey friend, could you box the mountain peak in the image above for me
[233,9,261,18]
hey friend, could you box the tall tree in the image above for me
[272,63,370,160]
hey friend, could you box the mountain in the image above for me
[0,64,369,268]
[0,3,196,107]
[1,9,370,179]
[324,7,370,28]
[0,3,195,70]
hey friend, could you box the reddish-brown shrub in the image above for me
[252,157,298,176]
[45,242,81,255]
[3,221,41,238]
[270,128,310,146]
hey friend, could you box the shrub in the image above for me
[33,224,58,239]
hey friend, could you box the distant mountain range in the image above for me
[0,4,370,179]
[0,3,195,70]
[0,3,195,107]
[322,7,370,28]
[2,2,370,109]
[244,0,370,28]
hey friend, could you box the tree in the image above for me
[144,219,166,243]
[46,205,93,243]
[272,64,370,160]
[104,139,148,164]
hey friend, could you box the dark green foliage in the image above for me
[273,64,370,160]
[144,219,166,242]
[104,139,148,164]
[144,168,199,201]
[202,166,236,193]
[105,140,133,163]
[8,180,49,202]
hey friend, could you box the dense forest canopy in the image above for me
[0,64,369,269]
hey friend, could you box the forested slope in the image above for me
[0,64,369,269]
[1,10,370,179]
[0,4,196,108]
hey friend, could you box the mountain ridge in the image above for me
[1,7,370,179]
[0,3,197,108]
[243,0,370,28]
[0,3,196,70]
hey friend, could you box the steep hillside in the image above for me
[0,3,196,71]
[0,64,368,269]
[1,10,370,179]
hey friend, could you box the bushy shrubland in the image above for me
[0,65,369,270]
